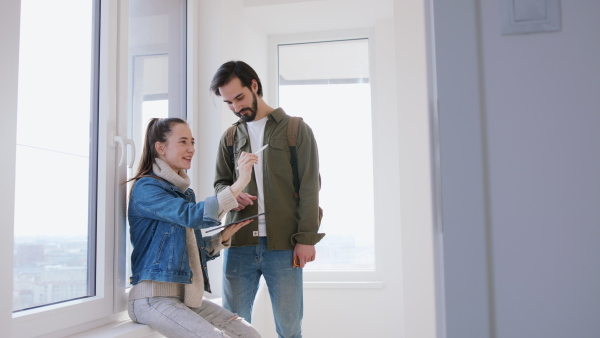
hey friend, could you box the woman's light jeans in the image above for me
[128,296,261,337]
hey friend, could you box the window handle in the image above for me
[113,134,136,168]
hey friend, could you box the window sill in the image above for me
[66,298,223,337]
[66,318,162,338]
[303,281,384,289]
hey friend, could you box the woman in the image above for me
[127,117,261,338]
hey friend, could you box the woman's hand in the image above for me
[236,151,258,185]
[221,219,253,243]
[230,151,258,198]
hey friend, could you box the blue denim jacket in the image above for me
[128,173,221,292]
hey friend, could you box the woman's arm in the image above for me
[229,151,257,197]
[215,151,258,217]
[130,150,257,229]
[129,178,220,229]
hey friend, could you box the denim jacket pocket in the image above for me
[152,226,190,272]
[153,230,171,265]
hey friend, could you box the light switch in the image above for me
[514,0,546,21]
[500,0,561,35]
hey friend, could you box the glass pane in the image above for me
[13,0,96,312]
[125,0,187,285]
[278,39,375,271]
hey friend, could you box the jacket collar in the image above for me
[268,107,286,122]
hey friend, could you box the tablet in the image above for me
[205,212,266,233]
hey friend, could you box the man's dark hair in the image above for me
[210,60,263,97]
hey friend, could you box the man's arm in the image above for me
[290,120,325,246]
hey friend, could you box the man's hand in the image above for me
[233,192,257,211]
[293,244,316,268]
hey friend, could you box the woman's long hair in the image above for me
[127,117,187,184]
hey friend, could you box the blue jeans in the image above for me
[128,297,261,338]
[223,237,303,338]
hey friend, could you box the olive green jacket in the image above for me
[214,108,325,250]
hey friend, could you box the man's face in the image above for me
[219,77,259,122]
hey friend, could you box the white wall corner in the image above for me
[393,0,439,337]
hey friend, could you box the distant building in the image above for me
[15,243,45,267]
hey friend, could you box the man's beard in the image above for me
[235,92,259,122]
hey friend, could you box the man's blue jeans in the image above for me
[222,237,303,338]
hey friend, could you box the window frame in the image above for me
[124,0,188,299]
[268,29,384,287]
[10,0,127,335]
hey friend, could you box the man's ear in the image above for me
[251,79,259,93]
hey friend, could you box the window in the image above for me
[11,0,189,335]
[125,0,188,286]
[273,34,377,278]
[13,0,98,313]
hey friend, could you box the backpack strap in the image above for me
[287,116,302,198]
[225,124,238,167]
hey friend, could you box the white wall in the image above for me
[393,1,440,337]
[436,1,600,337]
[433,0,491,336]
[194,0,440,337]
[483,1,600,337]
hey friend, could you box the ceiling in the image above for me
[243,0,393,35]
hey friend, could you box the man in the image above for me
[211,60,324,338]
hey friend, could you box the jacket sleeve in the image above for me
[205,232,232,258]
[196,230,231,261]
[214,130,235,195]
[290,120,326,245]
[130,178,220,229]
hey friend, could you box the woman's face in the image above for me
[156,123,195,171]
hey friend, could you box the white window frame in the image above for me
[7,0,193,335]
[9,1,131,335]
[269,29,386,287]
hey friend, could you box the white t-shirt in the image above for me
[245,117,268,236]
